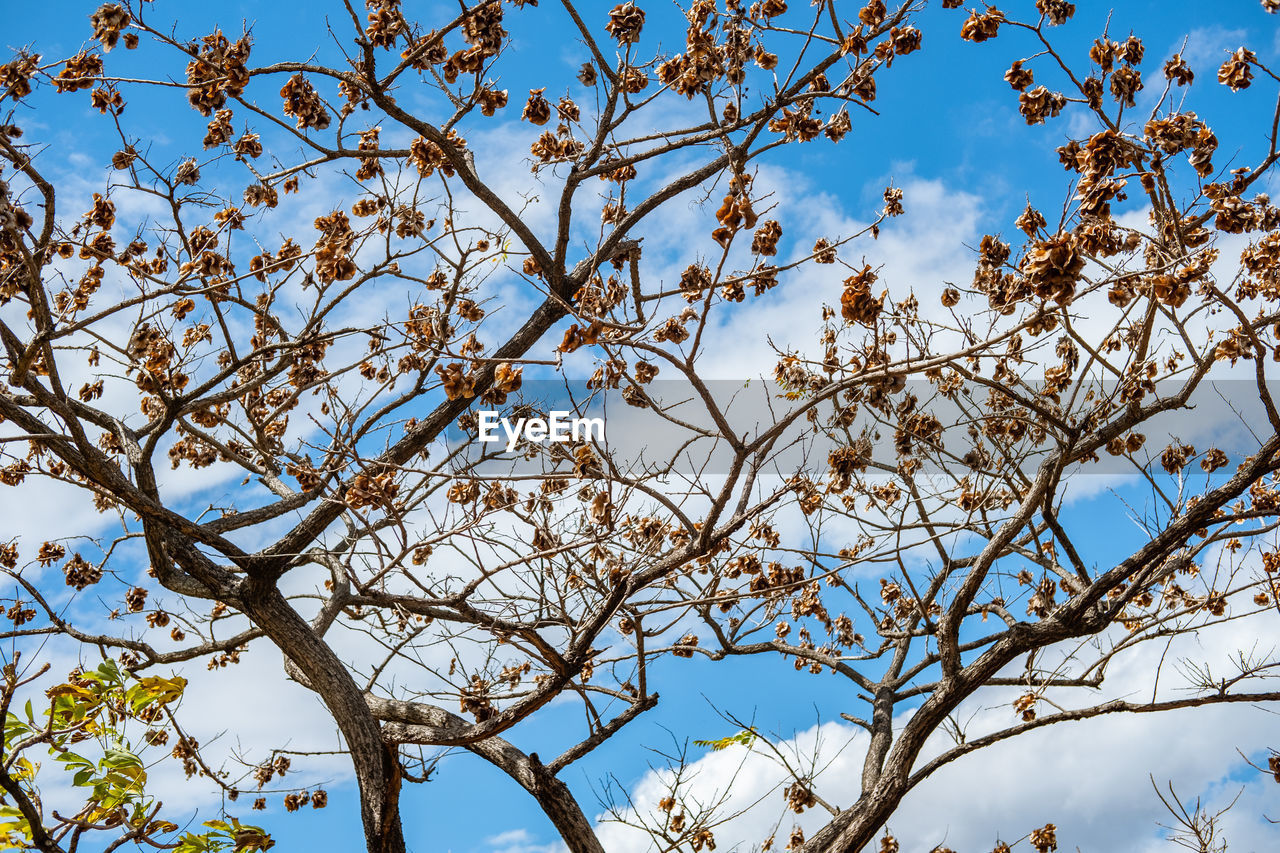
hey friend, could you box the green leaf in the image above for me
[177,819,273,853]
[126,674,187,714]
[692,728,759,751]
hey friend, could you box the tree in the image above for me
[1,0,1279,851]
[0,656,275,853]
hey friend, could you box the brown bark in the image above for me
[239,579,406,853]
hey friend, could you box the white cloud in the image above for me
[685,171,986,380]
[485,827,568,853]
[1175,26,1251,78]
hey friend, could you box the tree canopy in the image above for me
[2,1,1280,851]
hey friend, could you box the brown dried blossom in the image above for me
[1036,0,1074,25]
[960,9,1004,43]
[280,74,330,130]
[1019,86,1066,125]
[520,90,551,127]
[1005,60,1033,91]
[1219,47,1256,91]
[606,2,646,45]
[1164,53,1194,85]
[89,4,131,52]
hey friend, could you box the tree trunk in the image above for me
[239,579,406,853]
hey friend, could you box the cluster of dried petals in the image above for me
[737,267,779,301]
[1164,53,1194,85]
[1005,59,1033,91]
[828,443,871,491]
[1210,192,1264,234]
[619,66,649,94]
[125,586,148,613]
[521,88,551,125]
[355,127,382,181]
[365,1,406,49]
[1219,47,1256,91]
[1143,111,1206,157]
[168,430,220,470]
[1036,0,1074,24]
[812,238,837,263]
[202,109,234,148]
[232,130,262,159]
[598,159,636,186]
[0,181,35,301]
[442,46,486,84]
[759,0,789,19]
[402,30,446,71]
[1016,204,1047,235]
[678,263,712,302]
[280,74,331,130]
[459,676,495,720]
[783,781,818,814]
[841,265,883,326]
[1021,232,1084,304]
[476,86,508,116]
[606,2,646,45]
[1187,126,1219,178]
[284,338,329,390]
[768,106,823,141]
[531,127,585,165]
[89,4,132,52]
[185,31,251,116]
[960,8,1004,43]
[54,51,103,93]
[657,9,731,98]
[1120,35,1145,64]
[558,320,604,354]
[891,25,923,58]
[347,471,400,510]
[1090,37,1119,73]
[89,85,124,114]
[1029,824,1057,853]
[751,220,782,255]
[249,238,302,283]
[243,183,278,209]
[62,553,103,590]
[409,130,466,177]
[1242,232,1280,295]
[0,52,40,99]
[1114,113,1218,180]
[462,1,506,53]
[670,633,699,657]
[313,210,357,282]
[711,176,758,247]
[436,363,476,400]
[1018,86,1066,125]
[883,186,904,216]
[653,315,691,344]
[576,61,598,87]
[1109,65,1142,107]
[54,261,106,316]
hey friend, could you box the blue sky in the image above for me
[5,2,1280,852]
